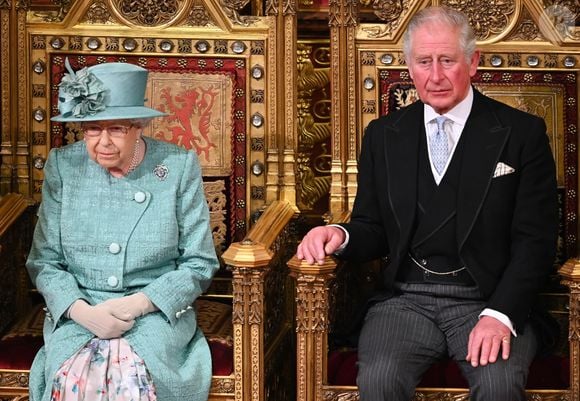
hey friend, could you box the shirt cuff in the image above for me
[328,224,349,254]
[479,308,517,337]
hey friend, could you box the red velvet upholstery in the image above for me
[327,349,569,389]
[0,336,44,370]
[0,335,233,375]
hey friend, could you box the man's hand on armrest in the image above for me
[296,225,346,265]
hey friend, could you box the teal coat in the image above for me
[26,137,220,401]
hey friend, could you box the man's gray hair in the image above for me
[402,6,477,63]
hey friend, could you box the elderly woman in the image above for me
[26,60,219,401]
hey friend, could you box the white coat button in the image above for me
[134,192,146,203]
[175,311,182,318]
[107,276,119,287]
[109,243,121,254]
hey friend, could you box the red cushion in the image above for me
[0,336,44,370]
[208,339,234,376]
[0,335,233,376]
[327,349,570,389]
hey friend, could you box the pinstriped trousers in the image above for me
[356,282,537,401]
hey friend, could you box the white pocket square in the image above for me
[493,162,515,178]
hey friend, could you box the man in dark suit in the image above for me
[297,6,557,401]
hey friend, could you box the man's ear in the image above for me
[469,50,480,77]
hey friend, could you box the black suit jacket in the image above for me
[340,89,558,331]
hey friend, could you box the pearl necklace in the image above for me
[125,138,142,176]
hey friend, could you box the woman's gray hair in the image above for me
[130,118,153,128]
[402,6,477,63]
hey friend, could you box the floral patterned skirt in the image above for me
[50,338,157,401]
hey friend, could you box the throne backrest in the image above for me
[22,0,287,289]
[327,0,580,335]
[323,0,579,390]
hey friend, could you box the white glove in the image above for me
[101,292,157,319]
[68,299,135,339]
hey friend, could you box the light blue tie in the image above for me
[430,116,449,175]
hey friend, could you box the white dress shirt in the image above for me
[424,87,472,185]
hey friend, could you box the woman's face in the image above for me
[81,119,141,175]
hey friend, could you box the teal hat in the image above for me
[52,59,167,122]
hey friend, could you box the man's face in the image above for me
[407,22,479,114]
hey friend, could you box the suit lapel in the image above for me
[457,91,510,250]
[384,103,422,254]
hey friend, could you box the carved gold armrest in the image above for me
[221,200,296,401]
[288,255,337,401]
[559,258,580,400]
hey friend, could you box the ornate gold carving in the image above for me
[297,152,331,209]
[31,0,69,20]
[508,8,542,41]
[297,99,329,144]
[0,0,10,10]
[295,274,331,333]
[251,89,265,103]
[31,36,45,49]
[360,0,409,38]
[186,3,213,26]
[321,387,572,401]
[344,0,358,26]
[567,290,580,341]
[298,50,330,96]
[209,376,235,394]
[371,0,405,23]
[328,0,341,27]
[297,42,331,211]
[265,0,277,16]
[220,0,258,25]
[112,0,181,26]
[203,180,227,255]
[85,1,113,24]
[15,0,30,11]
[104,37,119,51]
[323,389,360,401]
[32,132,46,146]
[249,272,264,325]
[362,99,376,114]
[32,84,45,98]
[413,392,470,401]
[441,0,515,40]
[283,0,296,16]
[16,10,26,149]
[0,13,8,183]
[251,186,265,199]
[0,371,29,388]
[251,40,265,55]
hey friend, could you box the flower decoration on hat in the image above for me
[58,58,109,119]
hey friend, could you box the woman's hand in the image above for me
[101,292,157,319]
[68,299,135,339]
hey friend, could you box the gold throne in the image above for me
[0,0,300,400]
[289,1,580,400]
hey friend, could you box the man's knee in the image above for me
[356,361,417,401]
[468,363,528,401]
